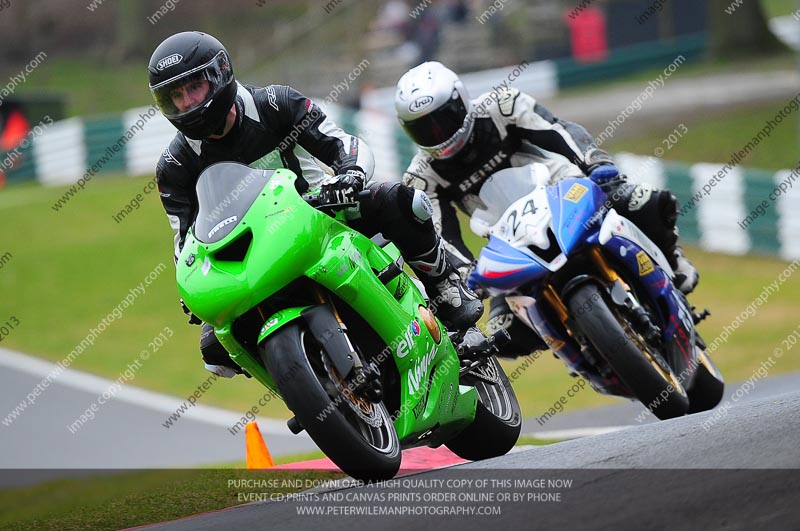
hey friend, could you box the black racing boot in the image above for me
[408,241,484,330]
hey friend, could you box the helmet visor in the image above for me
[400,93,468,148]
[150,50,233,119]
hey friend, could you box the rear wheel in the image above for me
[567,283,689,420]
[261,323,400,481]
[687,350,725,413]
[445,356,521,460]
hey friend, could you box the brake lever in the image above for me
[316,201,359,213]
[303,189,369,212]
[456,328,510,357]
[597,177,626,192]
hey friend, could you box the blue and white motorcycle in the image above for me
[468,164,724,420]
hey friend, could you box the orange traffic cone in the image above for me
[245,421,275,469]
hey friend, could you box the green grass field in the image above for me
[1,173,799,424]
[0,466,339,531]
[763,0,798,17]
[607,99,799,171]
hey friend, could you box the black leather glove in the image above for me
[319,169,365,205]
[180,298,202,325]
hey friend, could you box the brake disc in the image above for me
[321,353,383,428]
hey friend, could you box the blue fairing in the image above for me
[473,235,549,291]
[601,234,695,373]
[548,178,607,256]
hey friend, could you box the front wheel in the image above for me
[261,323,400,481]
[445,356,522,460]
[567,283,689,420]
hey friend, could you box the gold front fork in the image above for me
[541,246,626,330]
[541,284,569,326]
[589,246,622,285]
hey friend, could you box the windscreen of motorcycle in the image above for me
[194,162,276,244]
[469,164,550,237]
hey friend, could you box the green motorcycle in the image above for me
[176,162,521,481]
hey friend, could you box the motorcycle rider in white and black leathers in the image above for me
[395,61,699,358]
[149,33,483,378]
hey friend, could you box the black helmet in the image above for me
[148,31,236,140]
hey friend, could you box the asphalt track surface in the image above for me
[524,371,800,439]
[0,350,317,487]
[134,386,800,531]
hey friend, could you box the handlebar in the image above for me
[597,177,627,193]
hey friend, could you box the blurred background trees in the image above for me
[709,0,787,57]
[0,0,794,117]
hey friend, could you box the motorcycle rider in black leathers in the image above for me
[395,61,699,358]
[149,33,482,378]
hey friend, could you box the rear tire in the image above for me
[687,351,725,414]
[445,356,522,460]
[261,323,400,481]
[567,283,689,420]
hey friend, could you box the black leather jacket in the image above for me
[155,82,374,258]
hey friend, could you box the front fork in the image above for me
[540,246,629,326]
[540,246,660,344]
[311,287,382,402]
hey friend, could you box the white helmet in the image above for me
[395,61,474,160]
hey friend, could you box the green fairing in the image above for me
[176,168,476,446]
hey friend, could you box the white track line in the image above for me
[525,426,630,440]
[0,347,292,435]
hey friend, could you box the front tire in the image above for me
[445,356,522,460]
[687,350,725,413]
[261,323,401,481]
[567,283,689,420]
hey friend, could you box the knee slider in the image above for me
[376,182,432,225]
[487,312,515,334]
[411,189,433,223]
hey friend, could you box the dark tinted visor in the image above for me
[400,95,468,148]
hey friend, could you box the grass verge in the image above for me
[606,99,799,171]
[0,466,340,531]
